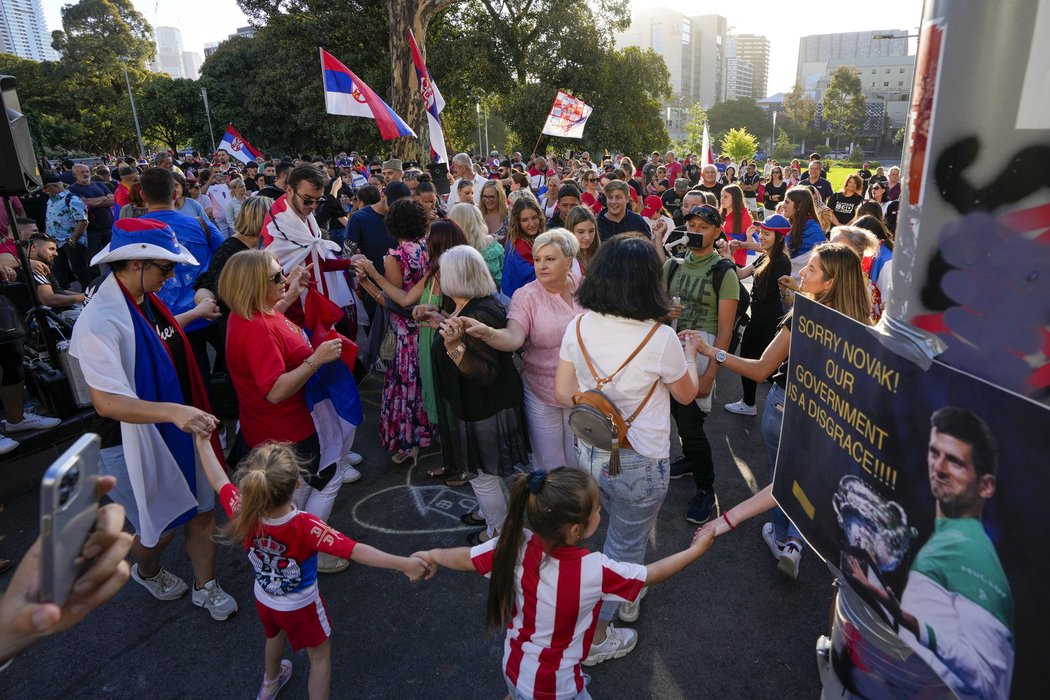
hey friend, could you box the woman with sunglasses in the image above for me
[173,173,208,221]
[763,166,787,217]
[220,249,354,573]
[867,179,890,214]
[579,170,604,214]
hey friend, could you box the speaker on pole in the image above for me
[0,75,42,196]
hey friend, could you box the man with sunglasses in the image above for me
[665,205,739,525]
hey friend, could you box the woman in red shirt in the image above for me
[720,184,754,266]
[219,249,349,571]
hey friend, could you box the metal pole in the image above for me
[120,59,145,159]
[476,102,482,156]
[201,88,217,155]
[484,104,490,156]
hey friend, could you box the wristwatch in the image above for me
[714,350,728,365]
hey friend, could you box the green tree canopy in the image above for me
[138,76,208,153]
[822,66,867,147]
[782,84,817,138]
[676,102,710,156]
[706,98,770,148]
[719,127,759,163]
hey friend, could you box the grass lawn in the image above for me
[826,166,851,193]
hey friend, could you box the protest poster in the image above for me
[774,295,1050,699]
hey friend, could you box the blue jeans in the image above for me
[761,384,801,544]
[576,444,669,622]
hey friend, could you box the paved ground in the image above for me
[2,367,835,699]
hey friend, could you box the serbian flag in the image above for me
[407,29,448,163]
[541,90,593,139]
[302,286,362,470]
[218,125,262,164]
[320,47,416,140]
[700,122,714,167]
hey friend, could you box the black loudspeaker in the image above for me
[0,75,42,196]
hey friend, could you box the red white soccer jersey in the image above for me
[471,530,647,700]
[221,484,357,611]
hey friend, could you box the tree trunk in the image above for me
[388,0,454,163]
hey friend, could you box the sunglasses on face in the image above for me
[293,190,325,207]
[270,270,285,285]
[149,261,176,275]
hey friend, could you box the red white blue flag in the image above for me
[407,29,448,163]
[218,124,262,164]
[320,48,416,140]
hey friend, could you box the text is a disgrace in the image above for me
[790,313,900,488]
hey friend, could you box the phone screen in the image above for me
[39,434,100,606]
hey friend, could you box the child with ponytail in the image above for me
[414,467,714,700]
[194,434,431,700]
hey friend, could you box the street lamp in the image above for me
[118,56,145,159]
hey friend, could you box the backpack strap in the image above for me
[575,316,661,389]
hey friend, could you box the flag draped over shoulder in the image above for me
[407,29,448,164]
[69,275,223,547]
[219,125,262,164]
[320,48,416,140]
[541,91,593,139]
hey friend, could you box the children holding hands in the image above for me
[193,433,431,700]
[413,467,715,700]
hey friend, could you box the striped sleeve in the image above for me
[470,534,501,578]
[599,556,647,603]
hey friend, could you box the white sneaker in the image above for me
[761,522,784,562]
[191,579,238,620]
[778,542,802,579]
[4,412,61,432]
[618,587,647,623]
[341,462,362,484]
[724,401,757,416]
[131,564,189,601]
[0,433,18,455]
[583,623,638,666]
[317,552,350,574]
[343,451,364,466]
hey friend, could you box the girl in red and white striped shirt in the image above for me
[416,468,714,700]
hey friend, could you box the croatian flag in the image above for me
[320,48,416,140]
[219,125,262,164]
[407,29,448,163]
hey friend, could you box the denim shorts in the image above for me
[99,444,215,536]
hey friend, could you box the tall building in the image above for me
[691,14,727,107]
[152,26,185,78]
[734,34,770,99]
[614,7,728,142]
[725,57,753,102]
[0,0,55,62]
[816,54,916,133]
[182,51,203,80]
[203,42,220,58]
[796,30,908,97]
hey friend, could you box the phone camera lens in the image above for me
[58,468,79,506]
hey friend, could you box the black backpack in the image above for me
[667,257,750,354]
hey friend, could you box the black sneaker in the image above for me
[669,457,692,480]
[686,488,718,524]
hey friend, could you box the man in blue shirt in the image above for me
[67,164,114,271]
[139,168,222,378]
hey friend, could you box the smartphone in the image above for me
[39,434,100,606]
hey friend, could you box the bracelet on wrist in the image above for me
[303,358,317,371]
[723,511,736,531]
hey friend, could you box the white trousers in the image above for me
[524,386,576,471]
[470,473,508,538]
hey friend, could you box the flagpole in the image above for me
[201,88,217,155]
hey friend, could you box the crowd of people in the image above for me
[0,144,901,699]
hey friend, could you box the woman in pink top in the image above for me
[462,229,583,471]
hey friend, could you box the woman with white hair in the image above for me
[447,202,505,288]
[461,229,583,471]
[431,245,529,545]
